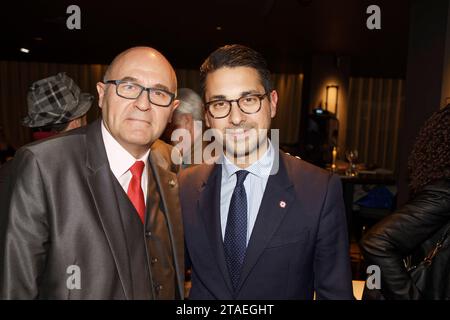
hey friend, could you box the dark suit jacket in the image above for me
[180,152,353,300]
[0,119,184,299]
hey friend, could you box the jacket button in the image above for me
[155,284,163,292]
[151,257,158,264]
[168,179,176,187]
[145,231,152,238]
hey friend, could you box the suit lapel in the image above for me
[148,152,185,299]
[197,164,235,295]
[85,119,133,299]
[237,153,295,292]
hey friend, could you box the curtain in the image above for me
[345,77,405,172]
[0,61,303,149]
[271,73,303,145]
[175,69,201,94]
[0,60,107,149]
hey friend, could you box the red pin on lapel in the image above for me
[279,201,286,208]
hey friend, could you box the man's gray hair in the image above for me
[175,88,204,121]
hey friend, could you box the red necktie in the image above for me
[127,161,146,223]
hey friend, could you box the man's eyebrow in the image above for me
[152,83,172,92]
[209,94,227,101]
[240,90,260,96]
[119,76,139,82]
[209,90,261,101]
[118,78,172,92]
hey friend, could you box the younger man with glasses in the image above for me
[0,47,184,299]
[179,44,353,300]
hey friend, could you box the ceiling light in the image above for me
[20,48,30,53]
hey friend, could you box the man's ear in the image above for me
[168,99,180,123]
[269,90,278,118]
[96,82,106,109]
[65,118,81,131]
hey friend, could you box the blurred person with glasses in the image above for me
[162,88,206,169]
[0,47,184,299]
[179,44,353,300]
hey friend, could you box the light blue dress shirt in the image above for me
[220,141,275,246]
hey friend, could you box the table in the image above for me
[339,173,396,239]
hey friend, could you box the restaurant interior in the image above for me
[1,0,449,300]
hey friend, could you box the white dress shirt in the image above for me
[101,121,149,204]
[220,141,275,246]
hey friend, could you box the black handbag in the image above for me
[405,223,450,299]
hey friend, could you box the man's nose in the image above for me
[135,90,151,111]
[229,101,244,125]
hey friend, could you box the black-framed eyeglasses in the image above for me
[103,80,175,107]
[205,92,269,119]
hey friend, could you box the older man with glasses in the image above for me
[0,47,184,300]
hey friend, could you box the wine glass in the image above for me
[345,149,359,177]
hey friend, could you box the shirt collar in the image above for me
[222,139,274,180]
[101,120,150,179]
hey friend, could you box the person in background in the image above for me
[22,72,93,141]
[161,87,205,297]
[0,47,184,299]
[0,73,93,195]
[360,104,450,299]
[180,44,353,300]
[0,126,15,166]
[163,87,205,168]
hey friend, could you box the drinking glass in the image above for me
[345,149,359,177]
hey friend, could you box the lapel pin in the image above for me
[168,179,176,187]
[279,201,286,208]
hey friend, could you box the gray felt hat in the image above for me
[22,72,93,128]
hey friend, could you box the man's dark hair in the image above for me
[199,44,273,98]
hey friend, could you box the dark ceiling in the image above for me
[0,0,410,76]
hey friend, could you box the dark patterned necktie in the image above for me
[223,170,249,291]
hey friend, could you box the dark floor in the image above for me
[349,211,387,280]
[350,240,366,280]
